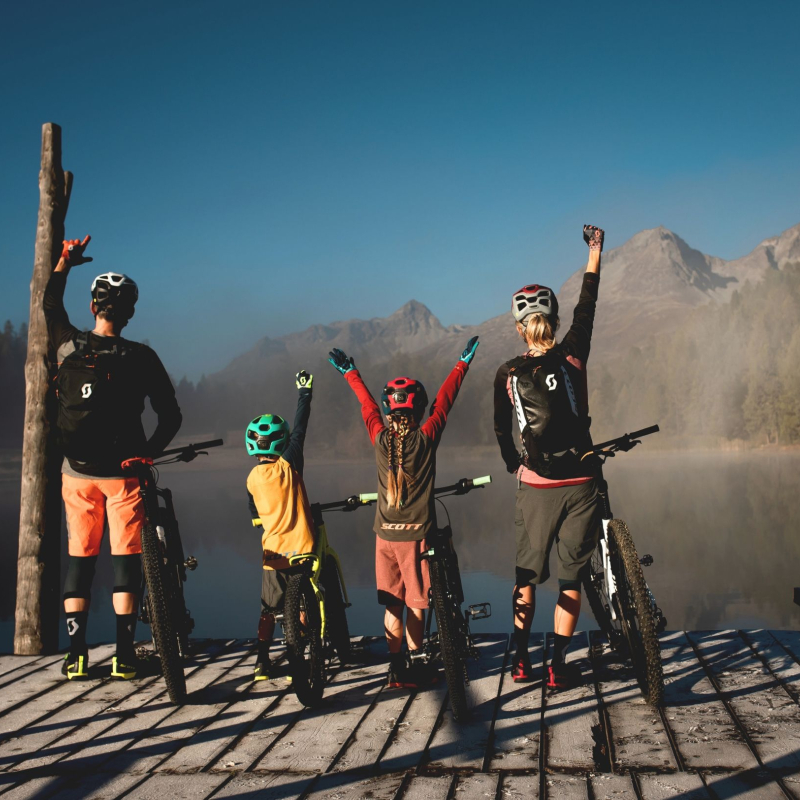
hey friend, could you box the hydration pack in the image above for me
[508,352,590,479]
[55,332,134,464]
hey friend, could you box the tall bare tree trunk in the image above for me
[14,123,73,655]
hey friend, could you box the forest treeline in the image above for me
[2,263,800,453]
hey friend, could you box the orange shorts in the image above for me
[62,474,144,557]
[375,537,430,609]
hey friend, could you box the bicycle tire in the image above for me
[284,572,325,707]
[141,523,187,704]
[323,557,350,664]
[582,545,618,644]
[429,559,470,723]
[607,519,664,707]
[157,507,192,660]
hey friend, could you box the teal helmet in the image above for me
[245,414,290,457]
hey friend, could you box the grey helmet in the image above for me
[91,272,139,308]
[511,284,558,323]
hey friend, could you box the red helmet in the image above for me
[381,377,428,420]
[511,284,558,322]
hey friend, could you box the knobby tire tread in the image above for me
[284,572,325,707]
[608,519,664,707]
[429,559,470,723]
[324,557,350,664]
[581,550,615,641]
[141,523,186,704]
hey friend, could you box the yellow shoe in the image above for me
[110,656,138,680]
[62,653,89,680]
[254,661,271,681]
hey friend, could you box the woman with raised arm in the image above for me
[494,225,604,690]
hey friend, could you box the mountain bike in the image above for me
[252,496,352,708]
[122,438,223,704]
[352,476,492,723]
[580,425,667,707]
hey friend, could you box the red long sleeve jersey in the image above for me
[344,361,469,542]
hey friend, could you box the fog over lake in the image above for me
[2,447,799,651]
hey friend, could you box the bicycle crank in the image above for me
[639,554,654,567]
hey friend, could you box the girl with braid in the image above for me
[329,336,479,689]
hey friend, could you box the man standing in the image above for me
[45,235,182,680]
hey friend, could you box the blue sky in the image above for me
[2,1,799,380]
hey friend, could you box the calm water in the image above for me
[2,449,799,650]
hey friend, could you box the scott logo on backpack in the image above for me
[508,352,589,479]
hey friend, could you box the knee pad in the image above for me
[558,579,581,594]
[258,611,276,641]
[63,556,98,601]
[515,567,537,588]
[112,554,142,594]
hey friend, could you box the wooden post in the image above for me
[14,123,73,655]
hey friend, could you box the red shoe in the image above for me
[511,654,534,682]
[547,662,582,690]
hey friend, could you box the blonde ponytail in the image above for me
[516,313,559,352]
[385,414,412,509]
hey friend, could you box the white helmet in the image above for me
[90,272,138,308]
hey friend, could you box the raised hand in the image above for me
[459,335,480,365]
[61,235,93,265]
[328,348,355,375]
[583,225,604,252]
[296,370,313,390]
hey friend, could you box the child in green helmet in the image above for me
[245,370,315,680]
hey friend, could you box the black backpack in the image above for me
[508,351,590,479]
[55,332,133,464]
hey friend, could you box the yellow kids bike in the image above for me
[253,497,352,707]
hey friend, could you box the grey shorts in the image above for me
[261,569,289,614]
[515,479,600,587]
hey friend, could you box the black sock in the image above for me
[257,640,271,663]
[115,613,137,661]
[513,628,530,658]
[66,611,88,656]
[552,633,571,667]
[390,651,406,670]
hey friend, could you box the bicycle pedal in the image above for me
[639,554,654,567]
[467,603,491,620]
[184,556,198,571]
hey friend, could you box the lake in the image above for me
[2,447,799,651]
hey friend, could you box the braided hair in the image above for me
[385,414,413,510]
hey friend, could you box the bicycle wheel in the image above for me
[607,519,664,707]
[581,542,622,648]
[429,559,470,723]
[141,523,187,704]
[323,557,350,664]
[157,507,192,660]
[284,572,325,707]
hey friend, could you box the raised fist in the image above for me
[61,235,93,265]
[583,225,604,252]
[328,348,355,376]
[296,370,313,390]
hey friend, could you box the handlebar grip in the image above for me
[472,475,492,487]
[630,425,659,439]
[252,518,262,527]
[190,439,224,450]
[359,493,379,502]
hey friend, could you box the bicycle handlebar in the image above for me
[586,425,659,456]
[158,439,224,458]
[317,475,492,513]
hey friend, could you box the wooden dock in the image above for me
[1,631,799,799]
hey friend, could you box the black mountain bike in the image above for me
[122,439,223,704]
[344,476,492,723]
[580,425,667,706]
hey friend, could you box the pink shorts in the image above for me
[375,537,430,609]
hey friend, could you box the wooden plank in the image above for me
[589,775,637,800]
[591,632,677,772]
[453,773,499,799]
[402,776,452,800]
[769,631,800,664]
[330,683,413,773]
[50,642,245,774]
[213,772,316,800]
[98,647,256,775]
[0,644,116,725]
[154,651,289,774]
[658,631,757,771]
[542,775,586,800]
[122,774,227,800]
[254,658,386,773]
[691,630,800,778]
[488,633,543,771]
[425,635,507,771]
[305,772,405,800]
[545,632,598,772]
[0,656,55,686]
[743,630,800,704]
[700,770,788,799]
[38,773,146,800]
[637,774,711,800]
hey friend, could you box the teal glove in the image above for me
[296,370,313,390]
[328,348,355,375]
[460,336,479,365]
